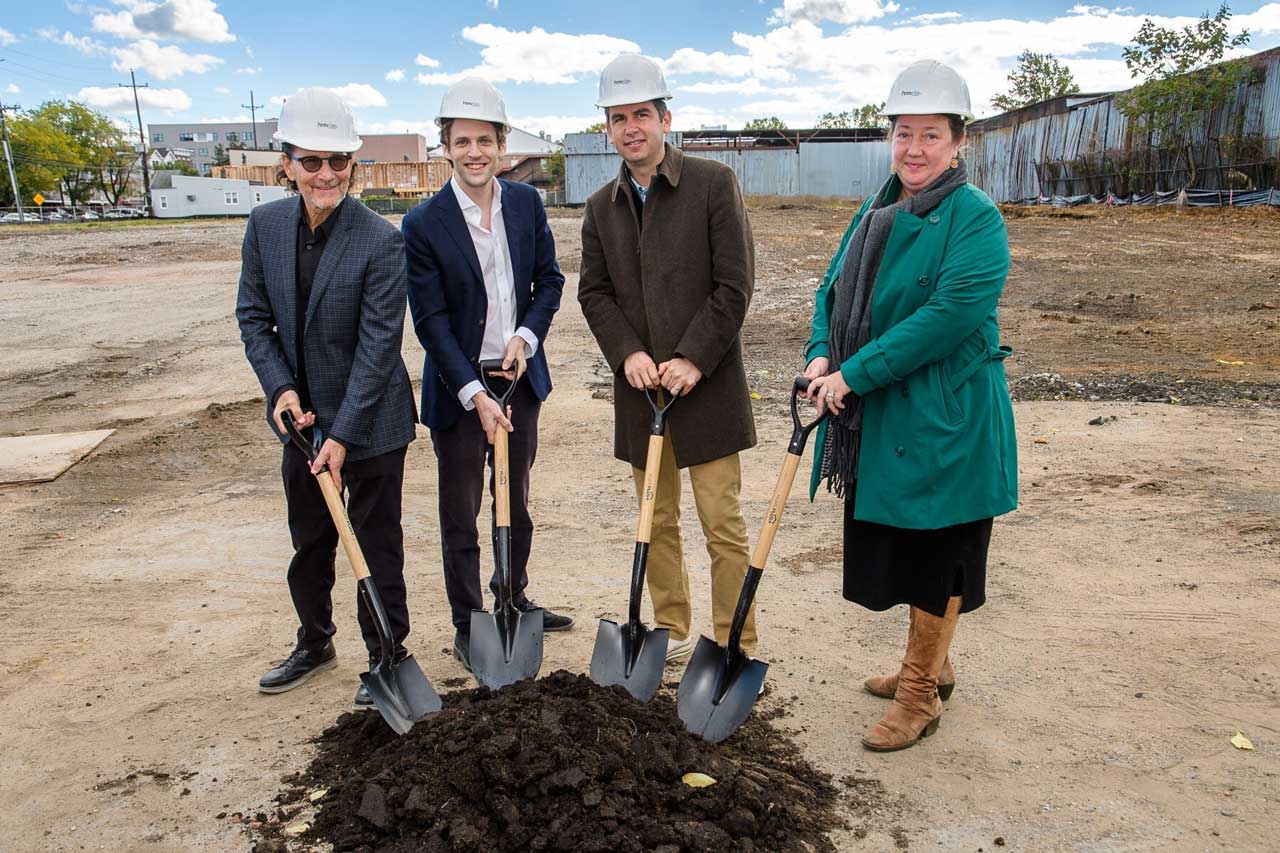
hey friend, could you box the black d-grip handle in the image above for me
[478,357,524,408]
[281,411,322,466]
[643,387,678,436]
[788,375,827,455]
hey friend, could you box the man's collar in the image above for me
[449,175,502,215]
[612,143,682,202]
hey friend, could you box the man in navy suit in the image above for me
[403,79,571,671]
[236,89,419,707]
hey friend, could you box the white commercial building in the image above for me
[151,174,290,218]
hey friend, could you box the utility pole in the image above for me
[118,69,152,217]
[242,90,264,150]
[0,100,22,219]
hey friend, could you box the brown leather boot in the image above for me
[863,607,957,701]
[862,596,961,752]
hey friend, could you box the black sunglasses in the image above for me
[290,154,353,173]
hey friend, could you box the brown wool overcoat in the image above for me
[579,144,757,469]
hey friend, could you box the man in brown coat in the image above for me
[578,53,757,662]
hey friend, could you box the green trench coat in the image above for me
[805,176,1018,529]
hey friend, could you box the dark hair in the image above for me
[888,114,966,143]
[438,119,508,150]
[275,142,358,192]
[603,98,669,126]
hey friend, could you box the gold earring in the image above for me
[890,165,897,175]
[950,157,959,169]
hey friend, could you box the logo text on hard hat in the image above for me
[612,78,631,85]
[462,99,480,107]
[900,90,921,96]
[316,121,337,128]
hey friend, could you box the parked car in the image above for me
[78,210,100,221]
[1,211,42,223]
[43,210,72,222]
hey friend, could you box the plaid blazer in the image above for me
[236,196,417,460]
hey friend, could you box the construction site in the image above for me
[0,195,1276,850]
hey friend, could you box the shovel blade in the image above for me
[360,654,442,736]
[470,606,543,690]
[677,635,768,743]
[589,619,669,702]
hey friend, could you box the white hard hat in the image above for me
[883,60,974,124]
[596,53,672,109]
[435,77,510,129]
[273,87,362,153]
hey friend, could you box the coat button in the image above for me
[895,445,905,456]
[917,275,929,286]
[928,214,941,224]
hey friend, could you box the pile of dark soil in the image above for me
[251,671,882,852]
[1009,371,1280,407]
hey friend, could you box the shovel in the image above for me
[281,413,441,735]
[677,376,826,743]
[468,358,543,690]
[589,388,677,701]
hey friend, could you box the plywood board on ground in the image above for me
[0,429,114,485]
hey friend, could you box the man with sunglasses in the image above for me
[236,87,419,708]
[403,78,569,673]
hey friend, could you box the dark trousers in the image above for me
[281,442,410,656]
[430,381,541,629]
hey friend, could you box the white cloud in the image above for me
[271,84,388,109]
[5,83,20,94]
[112,39,223,79]
[487,0,499,8]
[0,27,17,46]
[769,0,901,25]
[414,53,440,68]
[662,47,791,82]
[213,85,230,94]
[236,66,262,74]
[415,25,639,86]
[76,84,192,112]
[385,69,406,82]
[906,12,962,24]
[48,30,108,55]
[328,83,387,108]
[508,114,605,140]
[92,0,235,43]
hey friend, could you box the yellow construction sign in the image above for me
[32,193,44,206]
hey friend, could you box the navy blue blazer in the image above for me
[236,196,418,459]
[403,179,564,432]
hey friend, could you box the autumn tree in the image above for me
[991,51,1081,112]
[26,101,117,205]
[97,129,140,207]
[2,113,78,206]
[1119,1,1252,187]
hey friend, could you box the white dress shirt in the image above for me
[449,177,538,410]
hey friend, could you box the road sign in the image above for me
[32,193,44,206]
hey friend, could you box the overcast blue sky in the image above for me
[2,1,1278,141]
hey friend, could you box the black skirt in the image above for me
[842,498,991,618]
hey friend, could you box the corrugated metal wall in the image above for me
[968,48,1280,202]
[565,132,891,203]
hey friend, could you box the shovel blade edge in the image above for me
[590,619,669,702]
[470,607,543,690]
[676,635,768,743]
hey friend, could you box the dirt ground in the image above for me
[0,202,1277,852]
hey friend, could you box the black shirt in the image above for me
[293,196,342,409]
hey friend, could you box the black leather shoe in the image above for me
[452,629,472,672]
[353,683,374,710]
[514,599,574,632]
[258,642,337,694]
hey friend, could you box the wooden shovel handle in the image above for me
[749,452,802,571]
[494,427,511,529]
[636,434,664,544]
[314,468,371,582]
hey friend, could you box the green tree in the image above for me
[26,100,118,205]
[743,116,787,130]
[581,120,607,133]
[212,144,230,166]
[543,150,564,188]
[816,103,887,128]
[1118,1,1251,187]
[169,161,200,176]
[991,51,1081,112]
[97,130,140,207]
[3,113,79,206]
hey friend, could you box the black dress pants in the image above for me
[281,442,410,656]
[430,382,541,629]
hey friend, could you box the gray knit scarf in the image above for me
[821,159,969,499]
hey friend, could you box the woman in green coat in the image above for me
[804,60,1017,752]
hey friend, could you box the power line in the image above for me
[0,44,115,73]
[0,55,110,88]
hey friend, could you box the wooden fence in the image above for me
[212,159,452,196]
